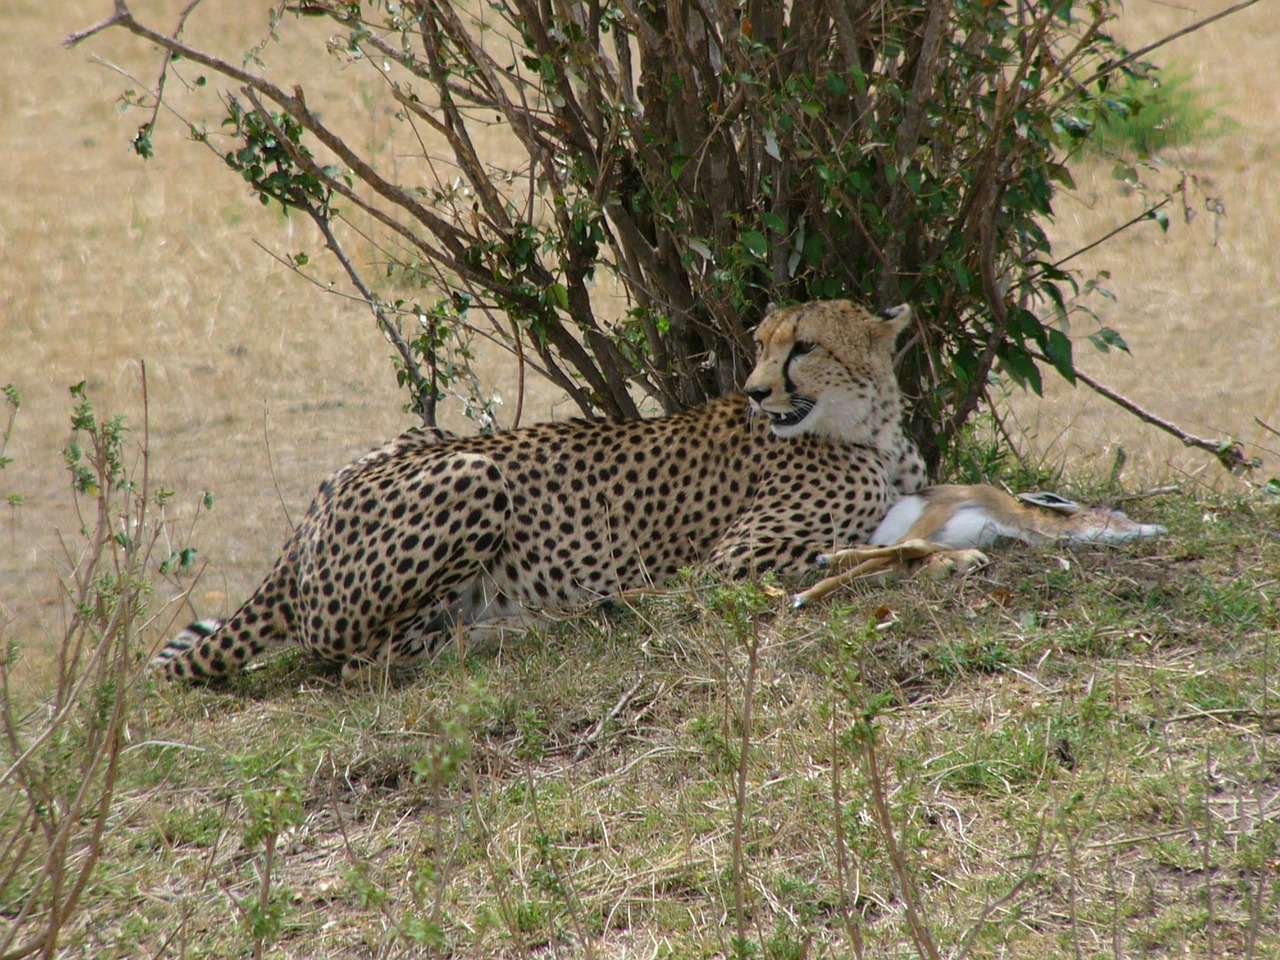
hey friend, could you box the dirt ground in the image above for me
[2,0,1277,687]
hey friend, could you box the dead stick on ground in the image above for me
[573,675,646,761]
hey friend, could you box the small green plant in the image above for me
[1080,64,1230,158]
[710,581,769,959]
[0,372,187,958]
[234,752,306,958]
[0,383,23,535]
[829,621,941,960]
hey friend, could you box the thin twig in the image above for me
[304,212,432,422]
[1040,197,1173,279]
[953,817,1048,960]
[139,0,207,146]
[862,729,940,960]
[237,87,436,423]
[1112,485,1182,504]
[520,763,598,960]
[1254,416,1280,441]
[1203,744,1217,960]
[509,310,527,431]
[62,4,128,47]
[260,401,294,533]
[730,616,761,954]
[1161,707,1280,727]
[572,675,646,761]
[830,701,865,958]
[1026,348,1251,472]
[1076,0,1265,90]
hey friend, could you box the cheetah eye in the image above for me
[792,340,817,356]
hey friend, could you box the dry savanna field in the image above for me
[2,1,1279,957]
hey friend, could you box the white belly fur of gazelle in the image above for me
[869,484,1167,549]
[792,484,1167,609]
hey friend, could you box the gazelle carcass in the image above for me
[793,484,1167,608]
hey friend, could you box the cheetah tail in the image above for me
[148,620,223,681]
[148,613,270,682]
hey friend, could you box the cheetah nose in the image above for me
[744,386,770,404]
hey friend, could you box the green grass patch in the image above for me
[1075,63,1234,158]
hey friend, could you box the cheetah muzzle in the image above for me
[756,395,816,431]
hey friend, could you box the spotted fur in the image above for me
[150,300,924,680]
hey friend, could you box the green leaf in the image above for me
[998,345,1043,395]
[761,212,786,233]
[1040,280,1067,317]
[1046,161,1075,189]
[546,282,569,311]
[1056,113,1091,138]
[1044,328,1076,384]
[802,234,825,268]
[1089,327,1130,354]
[740,230,768,259]
[131,125,154,159]
[848,66,867,95]
[1011,307,1046,344]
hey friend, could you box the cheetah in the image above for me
[150,299,925,681]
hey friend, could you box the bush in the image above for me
[71,1,1194,470]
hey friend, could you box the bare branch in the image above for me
[1027,348,1253,472]
[1077,0,1265,90]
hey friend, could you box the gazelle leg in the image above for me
[794,540,990,608]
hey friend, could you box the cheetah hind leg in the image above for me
[336,604,453,683]
[313,452,513,681]
[336,576,527,683]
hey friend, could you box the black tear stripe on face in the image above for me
[782,339,815,397]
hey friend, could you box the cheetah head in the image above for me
[742,300,912,445]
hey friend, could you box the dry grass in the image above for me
[9,503,1279,957]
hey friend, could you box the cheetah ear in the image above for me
[764,301,779,316]
[874,303,913,337]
